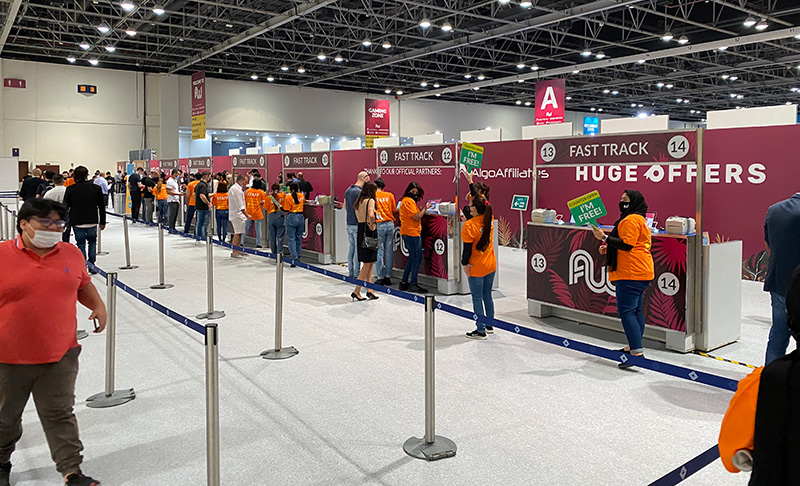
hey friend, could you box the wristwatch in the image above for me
[602,235,608,242]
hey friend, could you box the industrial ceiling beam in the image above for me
[168,0,337,74]
[401,26,800,100]
[0,0,23,54]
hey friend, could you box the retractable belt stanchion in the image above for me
[403,294,456,461]
[261,253,298,360]
[118,215,138,270]
[196,235,225,320]
[11,211,17,238]
[205,323,221,486]
[97,225,109,256]
[86,272,136,408]
[150,222,174,289]
[0,203,5,240]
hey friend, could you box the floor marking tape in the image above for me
[647,445,720,486]
[693,350,757,369]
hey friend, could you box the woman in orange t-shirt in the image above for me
[591,189,654,368]
[462,196,496,340]
[398,182,432,292]
[154,176,169,225]
[282,182,305,265]
[212,181,229,242]
[244,186,267,248]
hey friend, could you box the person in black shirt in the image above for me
[35,171,56,198]
[19,168,44,202]
[297,172,313,199]
[128,168,143,220]
[194,172,212,238]
[63,166,106,272]
[140,170,157,223]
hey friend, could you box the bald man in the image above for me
[344,171,370,278]
[19,168,44,202]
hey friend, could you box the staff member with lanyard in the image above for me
[265,183,286,256]
[283,182,305,268]
[591,189,654,369]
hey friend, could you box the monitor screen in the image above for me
[426,199,441,214]
[646,212,656,228]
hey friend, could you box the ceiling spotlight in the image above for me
[661,31,673,41]
[524,101,532,106]
[381,40,392,49]
[530,64,539,71]
[792,87,800,92]
[267,75,274,82]
[743,16,756,27]
[97,23,110,33]
[730,76,738,81]
[152,4,165,15]
[720,74,729,80]
[317,52,327,60]
[499,0,511,3]
[517,62,525,69]
[105,45,116,52]
[603,89,610,94]
[120,1,135,11]
[637,112,648,118]
[517,79,524,83]
[666,84,674,89]
[683,99,690,103]
[515,100,522,105]
[596,51,606,59]
[637,59,645,64]
[362,37,372,46]
[420,81,428,87]
[250,74,258,80]
[441,22,453,32]
[730,93,737,98]
[581,48,591,57]
[565,96,572,100]
[464,73,472,79]
[419,18,431,28]
[638,104,644,107]
[676,98,683,103]
[520,0,532,7]
[572,69,580,74]
[598,108,604,112]
[612,90,619,95]
[737,94,744,99]
[433,83,440,88]
[590,107,596,111]
[477,74,485,80]
[88,59,99,66]
[755,19,768,31]
[795,34,800,40]
[435,93,441,97]
[334,54,344,62]
[718,46,728,51]
[297,66,306,73]
[385,88,392,94]
[472,87,480,91]
[630,103,637,108]
[66,56,76,63]
[396,90,404,95]
[677,35,689,45]
[125,29,136,36]
[280,65,289,71]
[79,41,90,50]
[656,82,664,88]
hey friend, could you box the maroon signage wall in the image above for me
[188,157,213,171]
[212,155,232,173]
[282,152,331,199]
[333,149,377,202]
[376,144,457,203]
[230,154,265,174]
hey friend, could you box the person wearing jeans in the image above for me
[374,178,396,285]
[462,196,496,340]
[345,172,369,277]
[283,183,305,266]
[265,184,286,255]
[72,226,98,265]
[62,166,106,274]
[398,182,431,293]
[592,189,654,369]
[194,172,212,239]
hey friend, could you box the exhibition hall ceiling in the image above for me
[2,0,800,121]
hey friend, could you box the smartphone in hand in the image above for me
[93,318,99,332]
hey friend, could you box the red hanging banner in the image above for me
[191,71,206,140]
[365,98,390,148]
[534,79,565,126]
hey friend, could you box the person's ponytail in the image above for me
[476,201,492,252]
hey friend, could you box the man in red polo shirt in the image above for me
[0,199,106,486]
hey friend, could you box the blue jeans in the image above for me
[765,292,790,365]
[615,280,651,354]
[401,235,422,285]
[195,209,209,239]
[246,218,264,246]
[376,221,394,279]
[286,213,304,261]
[157,199,168,225]
[468,271,496,333]
[215,209,229,242]
[347,225,358,277]
[184,205,196,233]
[73,226,98,264]
[268,212,286,255]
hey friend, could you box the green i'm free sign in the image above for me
[459,142,484,169]
[567,190,607,226]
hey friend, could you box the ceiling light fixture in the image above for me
[477,74,485,80]
[126,29,136,36]
[362,37,372,46]
[572,69,580,74]
[97,23,110,33]
[612,91,619,95]
[730,76,738,81]
[250,74,258,80]
[297,66,306,73]
[755,19,768,31]
[596,51,606,59]
[267,75,274,82]
[677,35,689,45]
[66,56,76,63]
[152,4,165,15]
[381,40,392,49]
[666,84,674,89]
[334,54,344,62]
[88,59,99,66]
[420,81,428,87]
[637,59,645,64]
[419,18,431,28]
[464,73,472,79]
[661,31,673,42]
[718,46,728,51]
[743,16,756,27]
[385,88,392,94]
[603,89,610,94]
[105,45,116,52]
[530,64,539,71]
[79,41,90,50]
[515,100,522,105]
[676,98,683,103]
[520,0,532,7]
[517,62,525,69]
[721,74,730,80]
[499,0,511,4]
[565,96,572,100]
[120,1,135,11]
[435,93,441,97]
[433,83,440,88]
[656,82,664,88]
[517,79,524,83]
[581,48,591,57]
[280,65,289,71]
[472,87,480,91]
[396,90,404,95]
[441,22,453,32]
[524,101,532,106]
[590,107,596,111]
[317,52,327,60]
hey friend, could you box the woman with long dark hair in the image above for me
[463,196,497,339]
[398,182,432,293]
[212,181,229,242]
[591,189,654,369]
[351,181,379,301]
[283,182,305,267]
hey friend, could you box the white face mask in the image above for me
[28,227,63,249]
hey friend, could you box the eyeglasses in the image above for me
[31,217,69,230]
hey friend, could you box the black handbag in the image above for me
[362,235,379,250]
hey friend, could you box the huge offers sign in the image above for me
[191,71,206,140]
[365,99,390,148]
[535,79,565,125]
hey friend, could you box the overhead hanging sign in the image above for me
[535,79,565,126]
[158,158,179,170]
[188,157,212,170]
[583,116,599,135]
[191,71,206,140]
[459,142,484,170]
[537,132,697,165]
[283,151,330,169]
[231,154,266,170]
[365,98,390,149]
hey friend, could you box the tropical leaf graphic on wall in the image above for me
[548,270,575,308]
[645,290,683,331]
[569,229,588,254]
[714,234,730,243]
[497,216,514,246]
[529,224,567,267]
[742,250,768,282]
[650,237,687,274]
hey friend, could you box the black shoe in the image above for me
[289,264,296,268]
[408,284,427,293]
[619,353,643,370]
[65,471,100,486]
[0,462,10,486]
[351,292,366,302]
[88,268,97,275]
[256,245,263,248]
[465,330,487,340]
[398,282,410,291]
[366,291,379,300]
[485,326,494,334]
[383,278,392,286]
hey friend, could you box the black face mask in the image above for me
[619,201,630,213]
[410,193,420,201]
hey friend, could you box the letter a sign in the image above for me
[534,79,566,126]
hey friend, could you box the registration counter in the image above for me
[299,201,334,264]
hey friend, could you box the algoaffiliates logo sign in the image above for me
[568,250,616,296]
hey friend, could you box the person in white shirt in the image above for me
[43,174,67,203]
[93,173,109,208]
[227,174,248,258]
[166,169,183,230]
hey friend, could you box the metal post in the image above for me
[11,211,17,238]
[0,203,5,240]
[205,323,221,486]
[210,206,216,238]
[403,294,456,461]
[261,253,298,359]
[196,235,225,319]
[97,225,109,256]
[150,223,174,289]
[518,210,524,250]
[86,272,136,408]
[118,215,138,270]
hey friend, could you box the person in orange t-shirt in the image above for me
[211,181,229,242]
[283,182,305,265]
[183,173,201,233]
[154,176,169,225]
[373,178,397,285]
[462,196,496,340]
[265,183,286,255]
[398,182,432,292]
[244,185,267,248]
[591,190,654,369]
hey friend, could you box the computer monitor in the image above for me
[646,212,657,229]
[426,199,441,214]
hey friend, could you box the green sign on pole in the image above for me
[567,190,608,226]
[511,195,529,211]
[459,142,484,170]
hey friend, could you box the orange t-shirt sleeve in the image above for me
[719,368,761,473]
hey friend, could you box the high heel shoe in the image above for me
[366,291,379,300]
[351,292,366,302]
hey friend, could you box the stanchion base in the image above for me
[118,265,139,270]
[196,310,226,320]
[97,251,109,256]
[150,283,175,289]
[76,330,89,340]
[261,346,299,360]
[86,388,136,409]
[403,436,457,461]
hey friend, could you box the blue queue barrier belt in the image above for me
[106,211,743,391]
[648,445,720,486]
[87,260,206,336]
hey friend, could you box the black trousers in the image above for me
[130,193,142,220]
[167,201,180,229]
